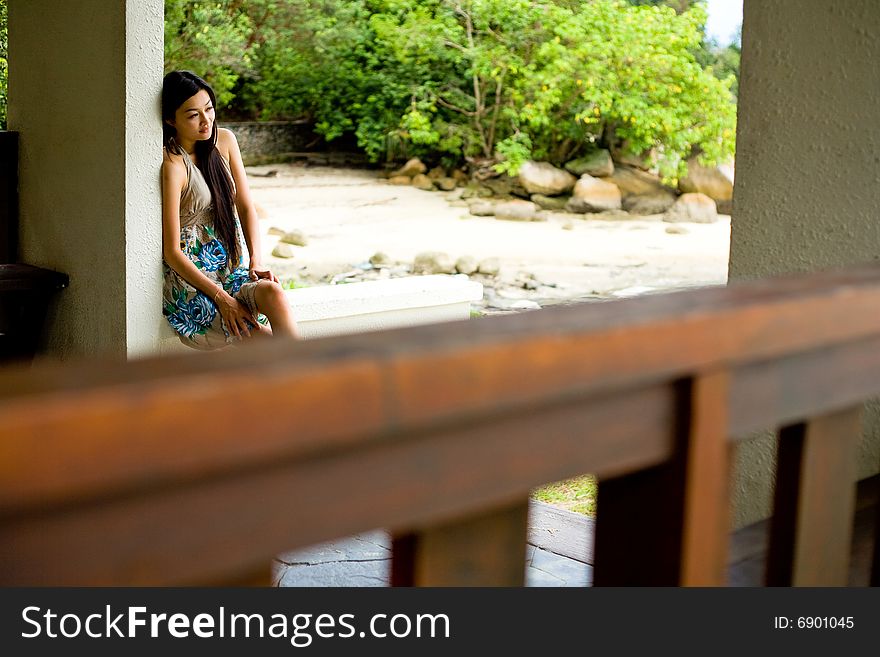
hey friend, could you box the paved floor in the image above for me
[274,530,593,587]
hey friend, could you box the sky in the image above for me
[704,0,743,45]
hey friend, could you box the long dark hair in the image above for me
[162,71,240,268]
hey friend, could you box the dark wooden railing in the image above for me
[1,265,879,586]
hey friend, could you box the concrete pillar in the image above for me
[8,0,163,360]
[729,0,880,525]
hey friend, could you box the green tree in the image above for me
[162,0,737,180]
[163,0,255,107]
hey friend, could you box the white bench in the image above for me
[159,274,483,352]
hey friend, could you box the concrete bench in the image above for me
[160,274,483,352]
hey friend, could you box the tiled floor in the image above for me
[275,531,593,587]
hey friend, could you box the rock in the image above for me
[594,209,635,221]
[566,175,622,213]
[468,200,496,216]
[510,300,541,310]
[435,177,457,191]
[455,255,479,275]
[461,184,494,199]
[483,174,530,198]
[272,242,297,259]
[413,251,455,275]
[517,161,577,196]
[391,157,426,177]
[411,173,435,191]
[564,150,614,177]
[665,225,689,235]
[679,157,734,202]
[611,142,655,171]
[369,251,392,267]
[562,220,575,230]
[716,199,733,215]
[664,193,718,224]
[388,175,412,186]
[531,194,570,211]
[477,258,501,276]
[427,166,446,180]
[452,168,470,184]
[494,199,538,221]
[280,229,308,246]
[622,191,677,215]
[608,165,670,197]
[268,226,286,237]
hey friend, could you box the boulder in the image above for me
[531,194,570,211]
[451,168,470,184]
[493,199,539,221]
[413,251,455,275]
[679,157,734,202]
[607,165,670,197]
[461,184,494,199]
[564,150,614,177]
[267,226,286,237]
[468,200,497,216]
[369,252,392,267]
[664,193,718,224]
[427,166,446,180]
[622,191,677,215]
[455,255,479,275]
[411,173,435,191]
[280,229,308,246]
[565,175,622,213]
[391,157,426,177]
[388,175,412,186]
[272,242,297,259]
[483,174,530,198]
[611,142,655,171]
[517,161,577,196]
[477,258,501,276]
[435,177,458,191]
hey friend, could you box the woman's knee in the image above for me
[256,280,288,311]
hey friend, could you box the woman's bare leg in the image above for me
[253,280,300,339]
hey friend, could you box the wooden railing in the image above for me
[1,265,879,586]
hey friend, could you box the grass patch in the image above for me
[531,475,597,517]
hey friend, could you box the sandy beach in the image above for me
[247,164,730,311]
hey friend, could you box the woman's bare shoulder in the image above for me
[161,149,186,187]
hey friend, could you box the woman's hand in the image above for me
[214,289,258,339]
[248,262,279,283]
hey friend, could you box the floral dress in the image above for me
[162,149,266,349]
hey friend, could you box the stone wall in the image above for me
[223,121,317,165]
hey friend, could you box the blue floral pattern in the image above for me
[198,240,227,272]
[166,309,200,338]
[162,151,269,349]
[186,292,217,327]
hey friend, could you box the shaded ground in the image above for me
[247,164,730,313]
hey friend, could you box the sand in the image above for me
[246,164,730,309]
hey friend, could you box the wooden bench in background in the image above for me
[0,265,878,586]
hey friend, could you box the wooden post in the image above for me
[766,408,861,586]
[390,501,529,586]
[679,371,731,586]
[595,374,731,586]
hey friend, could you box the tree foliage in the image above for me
[162,0,737,180]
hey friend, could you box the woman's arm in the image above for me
[219,128,278,282]
[161,153,256,338]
